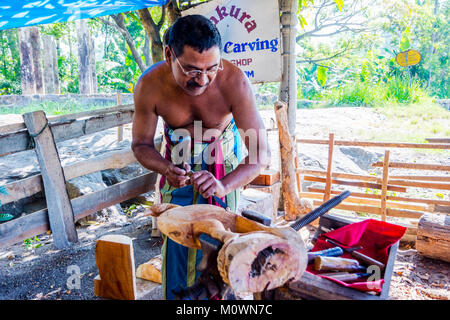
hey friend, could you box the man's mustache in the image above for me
[187,79,209,88]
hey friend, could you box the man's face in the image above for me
[167,45,222,96]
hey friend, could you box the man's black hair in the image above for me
[168,14,222,57]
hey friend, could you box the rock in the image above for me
[339,146,383,171]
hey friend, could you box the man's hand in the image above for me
[164,163,191,188]
[190,171,227,199]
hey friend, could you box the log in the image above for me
[274,101,313,220]
[416,213,450,263]
[147,203,307,294]
[136,254,162,284]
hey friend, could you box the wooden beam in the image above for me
[371,161,450,171]
[116,93,124,142]
[0,172,157,248]
[300,191,430,212]
[0,149,137,206]
[323,133,334,202]
[0,104,134,135]
[380,151,390,221]
[303,175,407,193]
[23,110,78,248]
[425,138,450,144]
[297,168,380,183]
[296,138,450,150]
[308,187,450,206]
[0,107,134,156]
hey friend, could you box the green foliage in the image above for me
[24,236,42,250]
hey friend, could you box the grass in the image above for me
[0,99,117,116]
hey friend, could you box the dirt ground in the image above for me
[0,106,449,300]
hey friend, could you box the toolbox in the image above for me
[286,213,400,300]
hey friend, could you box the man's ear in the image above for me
[164,46,172,66]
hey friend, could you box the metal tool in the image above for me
[325,238,386,270]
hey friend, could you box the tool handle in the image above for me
[241,210,272,226]
[307,246,344,264]
[351,251,386,270]
[290,191,351,231]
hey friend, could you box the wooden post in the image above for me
[279,0,299,134]
[116,92,124,141]
[380,150,390,221]
[274,101,313,221]
[23,110,78,248]
[323,133,335,202]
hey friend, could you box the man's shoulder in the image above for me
[217,60,252,96]
[135,61,168,94]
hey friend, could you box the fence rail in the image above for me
[0,102,161,249]
[296,134,450,242]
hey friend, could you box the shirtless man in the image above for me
[132,14,269,299]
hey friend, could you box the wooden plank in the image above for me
[94,235,136,300]
[309,200,424,219]
[380,151,390,221]
[425,138,450,144]
[0,107,134,156]
[308,187,450,206]
[0,104,134,135]
[371,161,450,171]
[389,175,450,182]
[0,149,137,206]
[289,272,380,300]
[303,175,407,193]
[250,169,280,186]
[116,93,124,142]
[297,168,380,182]
[23,110,78,249]
[300,191,430,212]
[0,172,157,248]
[323,133,334,202]
[387,179,450,190]
[296,138,450,150]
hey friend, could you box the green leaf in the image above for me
[298,15,308,28]
[317,65,328,87]
[400,28,411,51]
[0,213,13,222]
[334,0,344,11]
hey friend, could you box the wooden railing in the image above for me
[0,103,161,249]
[295,133,450,242]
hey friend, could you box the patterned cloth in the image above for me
[157,118,243,299]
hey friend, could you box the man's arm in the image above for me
[191,69,270,199]
[131,80,189,188]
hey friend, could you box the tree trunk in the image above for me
[274,101,313,221]
[137,8,164,64]
[110,14,146,72]
[28,27,44,94]
[143,34,152,67]
[42,35,60,94]
[279,0,298,135]
[88,32,97,93]
[18,28,36,94]
[76,20,96,94]
[416,213,450,263]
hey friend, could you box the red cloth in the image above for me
[306,219,406,293]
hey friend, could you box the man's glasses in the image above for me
[171,47,223,78]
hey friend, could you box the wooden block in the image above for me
[248,182,281,221]
[136,254,162,284]
[94,235,136,300]
[417,213,450,263]
[250,169,280,186]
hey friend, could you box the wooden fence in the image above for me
[0,102,161,249]
[295,133,450,242]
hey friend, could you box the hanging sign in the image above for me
[182,0,281,83]
[396,49,421,67]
